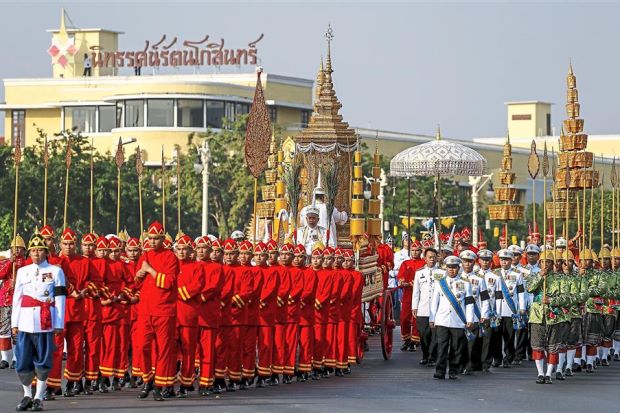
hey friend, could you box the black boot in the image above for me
[270,374,279,386]
[226,381,237,392]
[74,379,84,395]
[112,378,122,391]
[98,378,109,393]
[138,381,153,399]
[536,375,545,384]
[586,364,594,373]
[176,386,188,398]
[16,396,32,411]
[400,339,411,351]
[239,379,248,390]
[162,386,175,398]
[213,379,225,394]
[42,389,55,401]
[335,368,344,377]
[0,360,9,369]
[63,381,75,397]
[256,377,266,387]
[310,370,320,380]
[544,376,552,384]
[83,380,93,395]
[30,399,43,412]
[199,385,211,396]
[152,386,164,401]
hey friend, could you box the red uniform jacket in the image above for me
[62,254,93,322]
[230,264,254,326]
[274,264,291,324]
[219,264,236,327]
[328,268,344,324]
[314,268,334,324]
[176,259,206,327]
[244,264,264,327]
[85,256,107,321]
[397,258,425,308]
[0,257,25,307]
[102,259,130,323]
[376,243,394,290]
[287,265,305,324]
[338,269,354,322]
[125,260,140,322]
[198,261,225,328]
[135,248,179,318]
[299,267,318,327]
[258,264,279,327]
[349,269,364,324]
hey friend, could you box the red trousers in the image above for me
[257,326,274,377]
[130,320,142,377]
[178,325,198,387]
[119,322,131,375]
[324,322,337,368]
[347,321,360,365]
[214,326,230,379]
[298,325,314,372]
[84,319,102,381]
[136,315,176,387]
[272,323,287,374]
[336,320,349,369]
[100,320,122,378]
[313,323,327,370]
[227,326,242,382]
[63,321,85,382]
[400,300,412,341]
[198,327,217,387]
[284,323,299,375]
[242,326,258,379]
[47,331,65,389]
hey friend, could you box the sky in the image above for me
[1,0,620,139]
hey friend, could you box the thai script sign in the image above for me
[90,34,263,68]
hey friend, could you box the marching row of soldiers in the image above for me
[394,230,620,382]
[3,221,365,410]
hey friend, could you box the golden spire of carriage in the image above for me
[314,56,325,112]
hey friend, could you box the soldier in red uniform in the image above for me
[255,242,279,387]
[313,245,334,378]
[325,247,343,373]
[295,244,317,381]
[376,238,394,290]
[213,239,235,394]
[284,242,305,382]
[0,236,26,370]
[196,237,224,396]
[346,250,364,372]
[134,221,179,401]
[398,241,425,351]
[271,241,292,385]
[239,240,263,389]
[174,235,205,397]
[460,227,479,254]
[123,237,142,388]
[335,248,354,376]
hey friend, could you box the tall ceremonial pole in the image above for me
[589,155,596,251]
[541,141,549,302]
[176,150,182,237]
[611,158,617,267]
[564,163,570,243]
[161,146,166,233]
[528,140,540,231]
[551,147,557,266]
[13,133,22,259]
[600,154,605,250]
[63,135,72,230]
[115,138,125,235]
[90,137,94,233]
[43,134,49,226]
[136,146,144,235]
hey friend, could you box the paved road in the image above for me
[0,329,618,412]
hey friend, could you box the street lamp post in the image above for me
[197,139,211,235]
[469,173,494,245]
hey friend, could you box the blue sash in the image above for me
[499,274,523,330]
[439,278,475,341]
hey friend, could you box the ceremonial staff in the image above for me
[323,161,339,247]
[245,67,272,244]
[115,138,125,234]
[161,146,166,232]
[611,158,617,268]
[541,141,549,301]
[136,146,144,235]
[12,133,22,287]
[600,155,605,251]
[564,163,571,245]
[551,147,557,266]
[285,156,303,243]
[176,149,182,238]
[89,137,94,233]
[63,135,72,230]
[528,140,540,231]
[43,134,49,226]
[589,155,596,251]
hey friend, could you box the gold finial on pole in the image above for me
[136,146,144,235]
[63,134,72,230]
[115,137,125,235]
[528,139,540,233]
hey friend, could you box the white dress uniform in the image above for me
[390,248,409,289]
[296,224,328,256]
[494,267,525,317]
[12,261,66,334]
[482,269,500,319]
[412,265,443,317]
[299,202,347,247]
[461,272,490,322]
[429,276,475,329]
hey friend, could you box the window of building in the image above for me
[225,102,236,124]
[206,100,225,128]
[235,103,249,118]
[98,106,116,132]
[125,99,144,127]
[68,106,97,133]
[268,106,277,123]
[11,110,25,147]
[116,101,123,128]
[177,99,204,128]
[546,113,551,136]
[301,110,311,128]
[147,99,174,127]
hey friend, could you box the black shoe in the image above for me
[400,339,411,351]
[572,363,582,372]
[544,376,552,384]
[98,381,109,393]
[42,389,55,401]
[239,380,248,390]
[433,373,445,380]
[462,369,473,376]
[152,387,164,401]
[555,371,565,381]
[492,361,501,368]
[199,386,210,396]
[581,359,586,368]
[112,378,122,391]
[30,399,43,412]
[564,368,573,377]
[586,364,594,373]
[614,354,620,361]
[162,386,175,399]
[176,386,188,398]
[310,371,320,381]
[419,359,428,366]
[482,367,490,373]
[15,396,32,411]
[511,359,522,366]
[343,367,351,375]
[408,342,418,352]
[502,362,511,368]
[0,360,9,369]
[320,369,329,378]
[135,376,144,387]
[427,360,436,368]
[74,380,84,395]
[10,360,16,369]
[536,375,545,384]
[256,377,266,387]
[595,358,601,366]
[602,358,609,366]
[63,382,75,397]
[138,381,153,399]
[270,374,279,385]
[448,373,458,380]
[129,376,137,389]
[83,380,93,395]
[335,369,344,377]
[226,382,237,392]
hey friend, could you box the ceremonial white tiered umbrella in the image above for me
[389,128,487,249]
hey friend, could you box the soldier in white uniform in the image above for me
[429,256,474,380]
[412,246,442,366]
[493,249,527,367]
[296,207,328,256]
[299,183,348,248]
[515,244,541,364]
[389,232,410,289]
[459,250,490,374]
[12,233,66,411]
[479,249,501,369]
